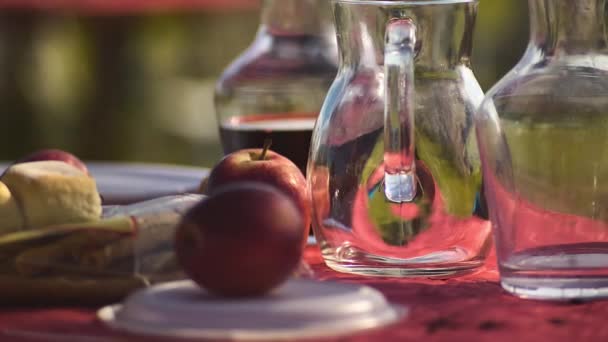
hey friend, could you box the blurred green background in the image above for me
[0,0,529,167]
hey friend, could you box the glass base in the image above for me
[321,246,485,278]
[500,243,608,300]
[501,276,608,300]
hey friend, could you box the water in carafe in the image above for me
[309,0,490,277]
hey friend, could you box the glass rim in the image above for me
[333,0,478,5]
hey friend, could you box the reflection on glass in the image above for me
[476,0,608,299]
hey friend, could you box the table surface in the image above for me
[1,246,608,342]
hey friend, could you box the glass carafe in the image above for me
[476,0,608,299]
[215,0,337,174]
[308,0,490,277]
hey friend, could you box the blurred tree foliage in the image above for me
[474,0,528,90]
[0,1,529,166]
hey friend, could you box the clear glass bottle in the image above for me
[476,0,608,299]
[214,0,337,174]
[308,0,490,277]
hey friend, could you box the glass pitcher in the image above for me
[308,0,490,277]
[215,0,338,174]
[476,0,608,299]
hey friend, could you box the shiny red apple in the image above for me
[174,182,305,297]
[206,144,311,246]
[17,149,88,174]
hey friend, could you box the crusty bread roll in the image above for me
[0,181,24,234]
[1,161,102,229]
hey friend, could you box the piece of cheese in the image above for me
[1,161,102,229]
[0,181,24,234]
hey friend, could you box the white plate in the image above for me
[98,279,405,340]
[0,161,209,205]
[87,162,209,204]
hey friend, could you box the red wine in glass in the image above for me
[219,113,317,174]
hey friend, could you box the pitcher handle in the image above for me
[383,18,417,203]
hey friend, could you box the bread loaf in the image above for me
[1,161,102,229]
[0,181,24,234]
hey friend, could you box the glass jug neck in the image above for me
[334,1,478,69]
[260,0,329,36]
[529,0,607,55]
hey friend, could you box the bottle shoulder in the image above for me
[216,34,338,93]
[479,54,608,120]
[486,52,608,100]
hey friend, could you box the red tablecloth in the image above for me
[1,246,608,341]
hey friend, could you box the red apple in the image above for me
[17,149,88,174]
[206,144,311,246]
[174,182,305,297]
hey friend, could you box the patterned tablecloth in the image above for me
[1,245,607,341]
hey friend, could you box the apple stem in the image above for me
[259,138,272,160]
